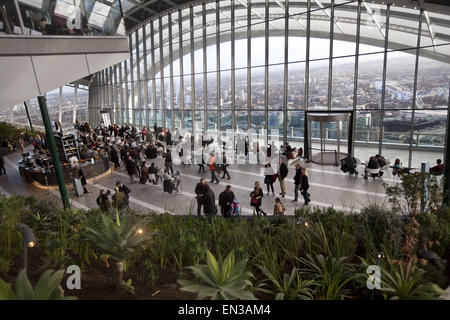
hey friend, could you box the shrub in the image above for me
[0,269,76,300]
[178,249,256,300]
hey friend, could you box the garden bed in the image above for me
[0,172,449,300]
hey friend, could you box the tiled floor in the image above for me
[0,145,400,216]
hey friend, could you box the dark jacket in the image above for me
[110,148,119,164]
[219,190,235,208]
[279,162,288,179]
[294,169,301,186]
[125,158,137,175]
[164,151,172,165]
[119,184,131,202]
[300,174,309,191]
[195,183,216,215]
[145,146,157,159]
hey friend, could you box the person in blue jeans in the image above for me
[300,167,311,205]
[292,164,302,202]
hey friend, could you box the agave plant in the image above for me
[299,254,357,300]
[84,211,151,287]
[178,249,257,300]
[257,265,315,300]
[0,269,76,300]
[361,257,445,300]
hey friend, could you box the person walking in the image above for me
[250,181,266,216]
[198,152,206,173]
[219,185,235,217]
[209,153,219,184]
[300,167,311,205]
[273,197,286,216]
[263,163,275,196]
[125,155,138,184]
[278,157,288,197]
[221,152,230,180]
[292,164,302,202]
[163,148,174,174]
[77,167,89,194]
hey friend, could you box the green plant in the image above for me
[0,195,32,272]
[0,269,76,300]
[178,249,256,300]
[120,278,135,295]
[299,254,357,300]
[360,257,445,300]
[142,259,159,287]
[257,265,315,300]
[85,211,151,287]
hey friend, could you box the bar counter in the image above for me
[18,156,110,186]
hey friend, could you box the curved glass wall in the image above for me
[0,84,89,131]
[91,0,450,169]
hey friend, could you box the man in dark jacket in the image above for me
[166,129,172,146]
[116,181,131,206]
[110,146,120,168]
[195,178,216,216]
[278,157,288,197]
[219,185,235,217]
[293,164,301,201]
[125,155,138,184]
[163,149,173,174]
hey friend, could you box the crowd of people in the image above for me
[70,121,313,217]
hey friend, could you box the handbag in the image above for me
[148,173,156,181]
[251,196,258,205]
[272,174,278,183]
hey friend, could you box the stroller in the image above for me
[340,156,358,175]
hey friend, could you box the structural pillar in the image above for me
[23,101,33,132]
[38,96,70,210]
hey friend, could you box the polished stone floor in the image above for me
[0,145,403,216]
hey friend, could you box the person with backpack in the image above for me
[116,181,131,206]
[250,181,266,216]
[273,197,286,216]
[219,185,235,217]
[112,186,127,211]
[278,157,288,197]
[96,189,111,213]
